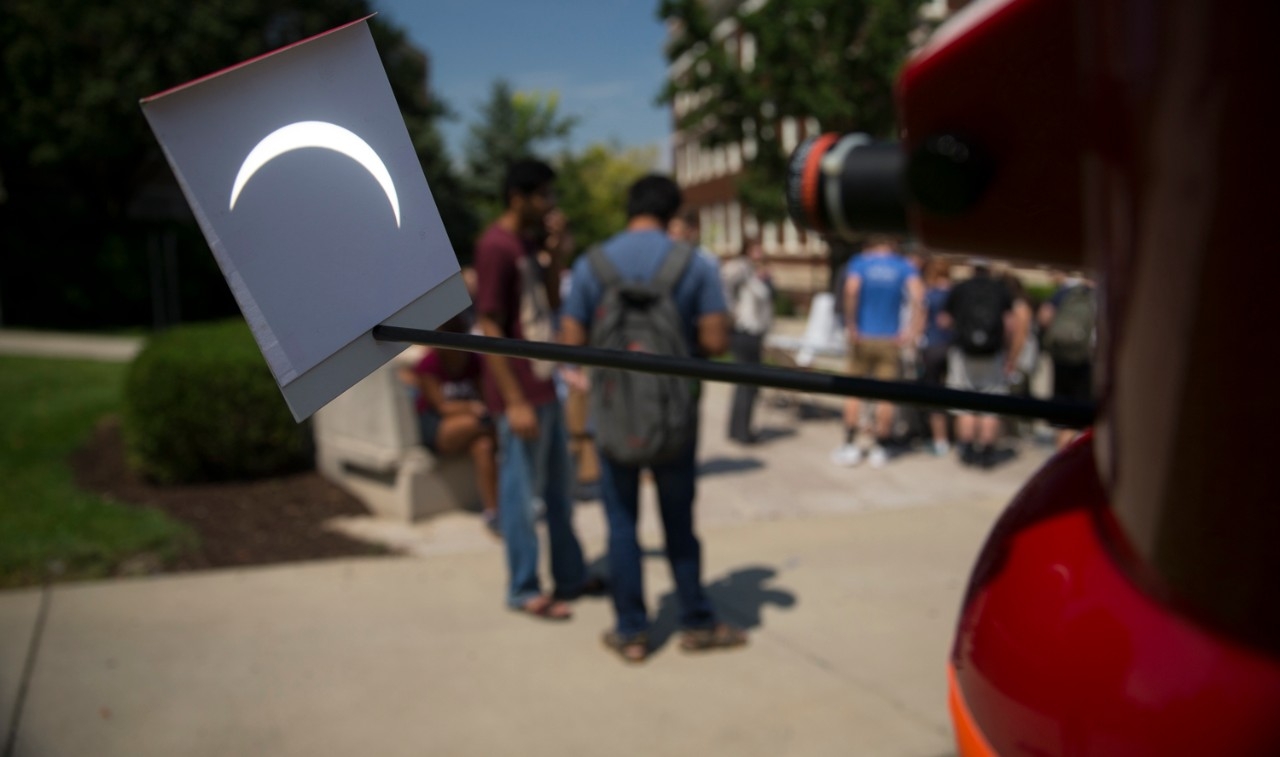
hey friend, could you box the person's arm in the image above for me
[697,312,730,357]
[693,256,730,357]
[418,372,480,417]
[473,241,537,438]
[904,275,925,345]
[476,315,537,437]
[843,273,862,343]
[1005,299,1029,375]
[560,316,588,347]
[1038,301,1056,329]
[557,259,593,390]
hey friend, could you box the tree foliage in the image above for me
[462,79,578,225]
[657,0,922,220]
[556,143,659,251]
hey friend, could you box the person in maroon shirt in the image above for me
[472,158,599,620]
[412,314,498,535]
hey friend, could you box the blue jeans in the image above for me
[598,432,716,636]
[496,400,588,607]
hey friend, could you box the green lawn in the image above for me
[0,356,193,587]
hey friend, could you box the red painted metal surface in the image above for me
[897,0,1083,266]
[899,0,1280,751]
[951,435,1280,756]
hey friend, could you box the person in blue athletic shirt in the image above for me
[831,235,924,468]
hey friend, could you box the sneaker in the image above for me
[931,440,951,457]
[979,446,1018,469]
[830,444,863,467]
[976,446,997,470]
[868,445,888,469]
[958,442,977,466]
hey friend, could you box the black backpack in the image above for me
[954,276,1006,356]
[587,242,697,466]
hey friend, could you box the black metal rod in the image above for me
[372,325,1095,428]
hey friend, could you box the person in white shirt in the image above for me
[720,238,775,444]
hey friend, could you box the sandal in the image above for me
[680,623,748,653]
[481,510,501,539]
[514,595,572,621]
[602,630,649,664]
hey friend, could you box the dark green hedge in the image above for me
[123,319,311,483]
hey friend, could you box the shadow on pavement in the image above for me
[647,565,797,653]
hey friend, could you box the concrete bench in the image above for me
[312,355,478,522]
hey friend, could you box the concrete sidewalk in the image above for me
[0,329,144,362]
[2,503,1013,757]
[1,334,1052,756]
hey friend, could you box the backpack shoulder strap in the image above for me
[586,245,622,289]
[652,241,696,294]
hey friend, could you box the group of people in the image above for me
[403,158,1097,664]
[407,159,748,664]
[828,237,1098,470]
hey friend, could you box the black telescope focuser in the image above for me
[786,132,993,240]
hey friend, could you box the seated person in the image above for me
[413,315,499,535]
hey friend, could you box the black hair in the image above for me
[503,158,556,206]
[626,174,682,224]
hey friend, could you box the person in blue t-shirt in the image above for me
[831,235,924,468]
[560,175,746,663]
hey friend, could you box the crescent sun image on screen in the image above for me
[229,120,402,227]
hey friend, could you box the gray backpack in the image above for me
[587,241,697,466]
[1044,285,1096,365]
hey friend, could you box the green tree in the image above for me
[556,143,659,251]
[463,79,578,224]
[370,22,479,260]
[658,0,922,221]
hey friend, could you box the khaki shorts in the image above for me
[946,347,1009,395]
[848,339,902,381]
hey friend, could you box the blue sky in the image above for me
[370,0,674,166]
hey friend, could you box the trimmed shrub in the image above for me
[123,319,311,483]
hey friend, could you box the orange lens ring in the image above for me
[801,133,841,232]
[948,663,998,757]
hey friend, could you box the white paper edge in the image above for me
[281,271,470,421]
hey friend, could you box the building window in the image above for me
[741,33,756,72]
[713,17,737,41]
[713,145,727,177]
[784,219,800,254]
[714,204,728,254]
[781,117,799,154]
[728,141,743,173]
[744,212,759,239]
[808,230,825,254]
[728,202,742,253]
[763,222,779,254]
